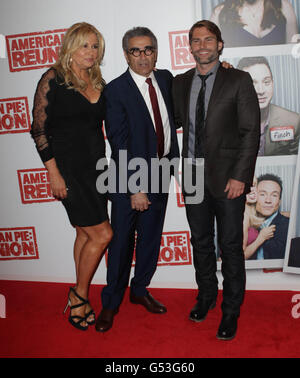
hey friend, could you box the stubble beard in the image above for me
[193,50,219,67]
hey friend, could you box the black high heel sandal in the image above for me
[85,304,96,325]
[63,287,89,331]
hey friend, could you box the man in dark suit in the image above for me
[172,20,260,340]
[95,27,179,332]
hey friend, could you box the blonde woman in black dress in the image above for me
[31,22,112,330]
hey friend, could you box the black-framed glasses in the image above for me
[127,46,155,57]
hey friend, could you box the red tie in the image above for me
[146,78,164,158]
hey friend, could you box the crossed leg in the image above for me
[69,220,113,325]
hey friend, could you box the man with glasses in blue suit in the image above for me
[95,27,179,332]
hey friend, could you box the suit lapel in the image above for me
[182,69,195,126]
[124,69,153,124]
[269,104,280,124]
[154,71,168,105]
[154,70,174,124]
[206,65,227,120]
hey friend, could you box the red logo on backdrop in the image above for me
[157,231,192,266]
[0,97,31,135]
[169,30,195,70]
[0,227,39,261]
[6,29,66,72]
[17,168,55,204]
[105,231,192,267]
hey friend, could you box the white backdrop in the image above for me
[0,0,299,290]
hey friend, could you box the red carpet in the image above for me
[0,280,299,358]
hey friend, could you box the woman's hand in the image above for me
[246,186,257,204]
[44,158,68,199]
[257,225,276,243]
[49,170,68,199]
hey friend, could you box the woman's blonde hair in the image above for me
[53,22,105,92]
[247,205,265,229]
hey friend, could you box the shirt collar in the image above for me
[195,60,220,78]
[261,211,278,228]
[129,67,155,88]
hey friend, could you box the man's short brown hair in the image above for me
[189,20,224,55]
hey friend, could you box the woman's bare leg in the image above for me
[69,220,113,325]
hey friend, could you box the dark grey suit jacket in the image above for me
[172,65,260,197]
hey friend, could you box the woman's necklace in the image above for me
[239,0,276,37]
[241,1,264,23]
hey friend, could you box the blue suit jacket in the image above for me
[104,68,179,198]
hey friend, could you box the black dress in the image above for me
[31,68,108,227]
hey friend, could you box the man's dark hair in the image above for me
[189,20,224,55]
[257,173,283,198]
[122,26,158,51]
[237,56,273,79]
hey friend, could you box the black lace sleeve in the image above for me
[31,68,57,162]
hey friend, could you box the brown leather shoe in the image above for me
[130,292,167,314]
[95,308,118,332]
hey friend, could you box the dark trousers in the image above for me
[101,192,168,310]
[185,185,246,316]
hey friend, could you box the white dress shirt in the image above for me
[129,68,171,156]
